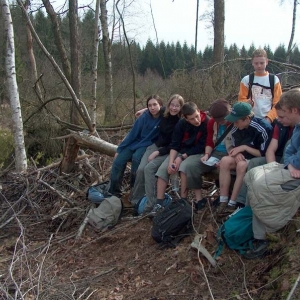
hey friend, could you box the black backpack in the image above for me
[247,72,275,99]
[151,198,193,249]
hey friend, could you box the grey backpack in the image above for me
[87,196,123,231]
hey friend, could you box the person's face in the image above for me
[233,117,250,130]
[147,99,161,116]
[281,105,300,125]
[185,109,201,126]
[252,56,268,75]
[276,109,293,127]
[168,99,181,116]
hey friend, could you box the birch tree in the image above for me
[91,0,101,126]
[2,0,27,172]
[100,0,115,122]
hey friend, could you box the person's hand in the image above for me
[200,153,209,162]
[167,163,178,174]
[229,146,245,157]
[234,153,246,164]
[148,151,159,162]
[114,152,118,159]
[135,108,147,118]
[288,164,300,178]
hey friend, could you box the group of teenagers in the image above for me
[108,48,300,259]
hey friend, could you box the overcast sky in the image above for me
[54,0,299,52]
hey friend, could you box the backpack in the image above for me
[151,198,193,249]
[86,181,111,203]
[247,72,275,99]
[214,206,254,258]
[134,193,172,216]
[87,196,123,231]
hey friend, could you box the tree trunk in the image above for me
[116,0,136,114]
[212,0,225,94]
[91,0,101,127]
[285,0,297,85]
[42,0,71,82]
[60,0,82,174]
[2,0,27,172]
[194,0,200,67]
[100,0,115,123]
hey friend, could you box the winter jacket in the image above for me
[117,110,163,153]
[230,116,273,159]
[169,111,209,156]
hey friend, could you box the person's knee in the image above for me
[236,160,248,174]
[220,156,234,169]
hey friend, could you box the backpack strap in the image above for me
[247,72,255,99]
[214,123,233,149]
[269,73,275,99]
[247,72,275,100]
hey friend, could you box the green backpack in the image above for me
[215,206,254,257]
[87,196,123,231]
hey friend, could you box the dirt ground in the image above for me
[1,155,300,300]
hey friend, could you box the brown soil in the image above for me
[0,155,300,300]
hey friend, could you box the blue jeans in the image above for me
[109,147,147,196]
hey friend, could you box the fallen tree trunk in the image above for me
[56,130,117,157]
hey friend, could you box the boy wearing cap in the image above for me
[217,102,273,214]
[238,48,282,123]
[180,99,232,210]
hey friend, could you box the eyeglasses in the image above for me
[170,103,181,108]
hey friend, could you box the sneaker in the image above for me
[243,239,269,259]
[148,204,164,218]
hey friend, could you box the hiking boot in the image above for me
[148,204,164,218]
[243,239,269,259]
[193,198,207,212]
[215,202,228,214]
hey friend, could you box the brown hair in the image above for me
[252,48,268,59]
[146,95,163,107]
[278,88,300,112]
[181,102,199,118]
[164,94,184,118]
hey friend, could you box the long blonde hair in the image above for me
[164,94,184,118]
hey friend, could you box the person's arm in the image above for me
[265,139,279,163]
[238,81,249,102]
[201,146,213,162]
[135,108,148,118]
[117,114,145,153]
[229,145,261,157]
[284,141,300,170]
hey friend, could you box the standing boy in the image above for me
[238,48,282,123]
[244,88,300,259]
[151,102,209,216]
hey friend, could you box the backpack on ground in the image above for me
[247,72,275,99]
[134,193,172,216]
[151,198,193,249]
[214,206,254,258]
[87,196,123,231]
[86,181,111,203]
